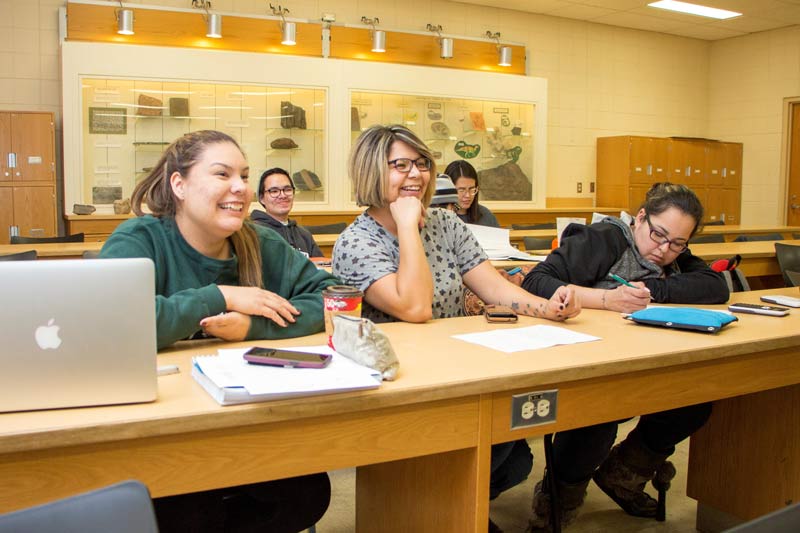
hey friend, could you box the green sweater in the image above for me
[100,215,339,349]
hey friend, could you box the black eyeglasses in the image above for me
[264,186,295,198]
[388,157,431,173]
[645,214,688,253]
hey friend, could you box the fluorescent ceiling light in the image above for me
[648,1,741,20]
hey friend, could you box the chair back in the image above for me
[774,242,800,287]
[11,233,85,244]
[732,233,783,242]
[304,222,346,234]
[512,223,556,230]
[786,270,800,287]
[0,250,37,261]
[523,237,554,251]
[703,220,725,226]
[690,234,725,244]
[0,480,158,533]
[82,250,101,259]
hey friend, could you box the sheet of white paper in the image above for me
[466,224,546,261]
[195,345,381,395]
[452,325,600,353]
[555,217,586,246]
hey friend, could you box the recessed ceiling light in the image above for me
[648,1,741,20]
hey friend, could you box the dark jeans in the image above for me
[490,439,533,500]
[552,403,712,484]
[153,473,331,533]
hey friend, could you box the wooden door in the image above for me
[719,188,740,224]
[628,185,651,213]
[651,137,669,183]
[629,136,653,185]
[0,187,13,244]
[10,113,55,183]
[0,113,10,182]
[13,185,56,238]
[705,141,724,187]
[722,142,743,188]
[788,103,800,226]
[669,139,706,187]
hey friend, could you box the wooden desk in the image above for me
[1,290,799,531]
[0,242,104,260]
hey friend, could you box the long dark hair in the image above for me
[131,130,263,288]
[640,182,704,238]
[443,160,480,223]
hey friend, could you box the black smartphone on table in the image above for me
[243,347,332,368]
[728,303,790,317]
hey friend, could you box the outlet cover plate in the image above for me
[510,389,558,429]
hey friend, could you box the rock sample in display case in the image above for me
[92,185,123,204]
[281,101,307,129]
[478,162,532,201]
[137,94,163,116]
[293,169,322,191]
[270,137,299,149]
[169,97,189,117]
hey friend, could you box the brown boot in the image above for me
[526,477,589,532]
[592,430,675,518]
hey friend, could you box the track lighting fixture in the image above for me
[192,0,222,38]
[115,1,134,35]
[271,4,296,46]
[361,17,385,53]
[426,24,453,59]
[486,31,511,67]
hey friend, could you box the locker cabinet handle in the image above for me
[7,152,16,168]
[647,164,652,176]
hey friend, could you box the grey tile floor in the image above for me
[316,419,699,532]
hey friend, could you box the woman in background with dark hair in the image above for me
[443,159,500,227]
[521,182,729,532]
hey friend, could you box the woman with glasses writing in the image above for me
[443,159,500,227]
[332,124,580,531]
[252,167,323,257]
[520,182,729,531]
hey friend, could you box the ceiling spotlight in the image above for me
[486,31,511,67]
[271,4,296,46]
[115,2,134,35]
[361,17,385,53]
[427,24,453,59]
[192,0,222,38]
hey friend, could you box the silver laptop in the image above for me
[0,258,157,412]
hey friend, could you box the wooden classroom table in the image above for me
[688,239,800,278]
[1,289,799,531]
[0,242,104,259]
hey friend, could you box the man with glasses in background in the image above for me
[252,167,323,257]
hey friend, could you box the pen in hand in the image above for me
[608,273,654,300]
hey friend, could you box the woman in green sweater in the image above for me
[101,130,337,533]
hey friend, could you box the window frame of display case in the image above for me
[62,41,547,213]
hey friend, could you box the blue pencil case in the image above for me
[626,307,738,333]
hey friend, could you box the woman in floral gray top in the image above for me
[333,124,580,324]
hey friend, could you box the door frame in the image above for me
[780,96,800,224]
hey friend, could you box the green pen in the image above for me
[609,273,637,288]
[609,273,654,300]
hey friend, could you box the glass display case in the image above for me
[81,78,326,206]
[351,92,536,201]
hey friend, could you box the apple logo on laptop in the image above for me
[35,318,62,349]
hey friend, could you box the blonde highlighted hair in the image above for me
[130,130,263,287]
[348,124,436,208]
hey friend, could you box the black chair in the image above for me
[775,243,800,287]
[82,250,101,259]
[11,232,85,244]
[703,219,725,226]
[304,222,346,234]
[0,250,37,261]
[512,223,556,230]
[786,270,800,287]
[690,234,725,244]
[0,480,158,533]
[793,233,800,240]
[732,233,783,242]
[523,237,553,251]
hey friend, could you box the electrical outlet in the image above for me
[510,389,558,429]
[576,182,582,193]
[590,181,595,193]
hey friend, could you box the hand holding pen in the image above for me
[602,273,652,312]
